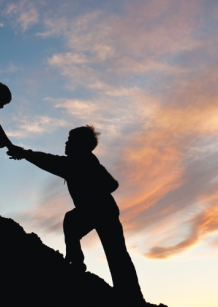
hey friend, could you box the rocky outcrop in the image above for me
[0,215,168,306]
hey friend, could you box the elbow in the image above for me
[110,180,119,193]
[115,180,119,190]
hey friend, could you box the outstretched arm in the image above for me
[7,145,68,179]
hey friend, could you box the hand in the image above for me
[7,145,25,160]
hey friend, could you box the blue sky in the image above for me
[1,1,218,306]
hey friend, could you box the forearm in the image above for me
[23,150,51,170]
[7,147,67,178]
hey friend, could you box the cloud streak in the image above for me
[5,1,39,31]
[6,115,68,139]
[2,0,218,261]
[114,65,218,258]
[146,200,218,259]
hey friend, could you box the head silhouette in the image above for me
[65,125,101,155]
[0,83,12,109]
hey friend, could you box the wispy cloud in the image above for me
[7,115,68,139]
[2,0,218,261]
[36,0,218,259]
[114,66,218,258]
[18,7,38,30]
[9,176,70,234]
[146,200,218,259]
[44,0,205,83]
[0,63,21,74]
[36,16,68,38]
[5,1,39,31]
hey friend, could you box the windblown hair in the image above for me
[0,83,12,104]
[69,125,101,152]
[85,125,101,151]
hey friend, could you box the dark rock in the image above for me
[0,215,168,306]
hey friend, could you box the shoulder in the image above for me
[80,153,100,171]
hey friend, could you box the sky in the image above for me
[0,0,218,306]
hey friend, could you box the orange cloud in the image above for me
[146,200,218,259]
[4,0,218,261]
[112,66,218,257]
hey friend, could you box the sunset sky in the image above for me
[1,1,218,306]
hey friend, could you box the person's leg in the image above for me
[96,214,144,303]
[63,208,94,271]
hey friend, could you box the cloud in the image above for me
[18,7,38,30]
[2,0,218,260]
[9,174,100,250]
[9,176,70,235]
[0,63,21,74]
[36,16,68,38]
[5,3,17,14]
[6,115,68,139]
[44,88,154,147]
[146,200,218,259]
[111,65,218,257]
[41,1,218,259]
[48,52,88,66]
[5,1,39,31]
[43,0,207,83]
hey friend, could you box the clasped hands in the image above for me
[7,145,25,160]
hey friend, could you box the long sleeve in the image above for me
[98,165,119,193]
[23,150,69,179]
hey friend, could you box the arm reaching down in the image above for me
[0,125,13,149]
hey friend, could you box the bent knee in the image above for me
[63,209,77,226]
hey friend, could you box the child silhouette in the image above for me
[7,125,145,304]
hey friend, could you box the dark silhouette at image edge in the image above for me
[0,215,168,307]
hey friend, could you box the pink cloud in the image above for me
[146,200,218,259]
[112,65,218,257]
[5,1,39,31]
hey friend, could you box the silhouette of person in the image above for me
[6,125,144,303]
[0,83,13,149]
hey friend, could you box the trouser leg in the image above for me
[63,208,94,266]
[96,216,143,299]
